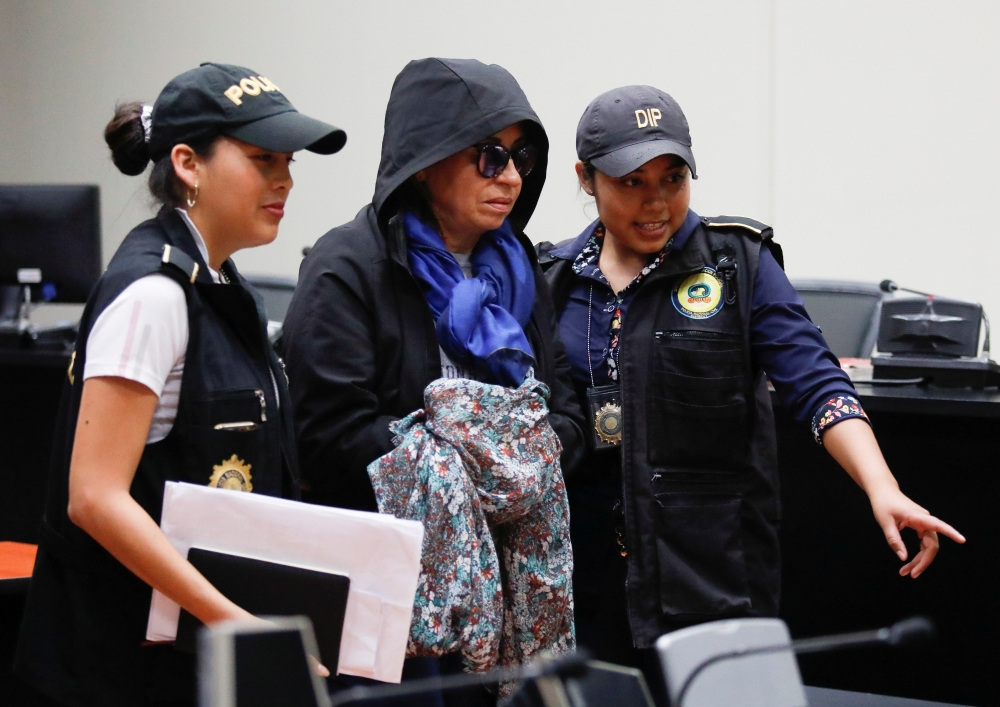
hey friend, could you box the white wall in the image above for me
[2,0,999,322]
[774,2,1000,314]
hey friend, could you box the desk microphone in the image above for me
[674,617,935,707]
[880,280,936,298]
[327,650,590,706]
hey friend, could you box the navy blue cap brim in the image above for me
[224,110,346,155]
[590,139,697,179]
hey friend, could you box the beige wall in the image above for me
[2,0,998,322]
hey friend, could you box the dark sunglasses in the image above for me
[473,142,538,179]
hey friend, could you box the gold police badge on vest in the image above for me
[673,267,725,319]
[209,454,253,492]
[594,402,624,445]
[586,384,623,449]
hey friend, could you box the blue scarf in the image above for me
[403,212,535,388]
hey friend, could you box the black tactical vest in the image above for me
[545,216,783,649]
[15,208,299,706]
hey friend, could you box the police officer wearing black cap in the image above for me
[15,63,345,706]
[539,85,965,700]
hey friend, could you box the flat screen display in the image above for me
[0,184,102,303]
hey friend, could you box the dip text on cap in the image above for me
[635,108,662,128]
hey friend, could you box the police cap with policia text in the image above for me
[576,85,696,179]
[146,62,346,160]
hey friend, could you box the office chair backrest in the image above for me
[792,280,886,359]
[655,618,807,707]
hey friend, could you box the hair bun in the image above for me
[105,101,151,176]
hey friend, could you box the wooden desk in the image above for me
[774,384,998,707]
[0,348,68,543]
[804,686,972,707]
[0,541,36,592]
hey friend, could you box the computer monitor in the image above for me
[0,185,102,305]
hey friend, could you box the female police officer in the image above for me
[15,63,345,707]
[539,85,965,699]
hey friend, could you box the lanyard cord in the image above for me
[612,298,622,378]
[587,281,596,388]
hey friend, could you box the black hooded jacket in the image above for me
[282,58,587,511]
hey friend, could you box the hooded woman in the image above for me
[282,58,585,509]
[281,58,586,697]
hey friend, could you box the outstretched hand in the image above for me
[821,417,966,578]
[868,486,965,578]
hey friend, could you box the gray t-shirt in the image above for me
[439,251,475,380]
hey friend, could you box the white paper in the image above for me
[337,589,382,677]
[147,482,423,683]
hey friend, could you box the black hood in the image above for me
[373,58,548,233]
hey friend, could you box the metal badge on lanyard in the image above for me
[585,282,623,449]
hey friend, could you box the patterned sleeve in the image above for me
[811,395,871,445]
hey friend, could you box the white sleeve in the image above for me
[84,274,189,397]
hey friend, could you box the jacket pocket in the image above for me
[174,388,269,490]
[653,491,752,616]
[649,330,748,468]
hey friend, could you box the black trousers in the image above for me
[569,474,669,707]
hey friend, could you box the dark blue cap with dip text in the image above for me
[576,85,696,179]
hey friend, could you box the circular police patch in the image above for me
[673,268,724,319]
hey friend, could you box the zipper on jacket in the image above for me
[655,330,740,341]
[615,329,638,646]
[255,389,267,422]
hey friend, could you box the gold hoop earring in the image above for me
[186,183,199,208]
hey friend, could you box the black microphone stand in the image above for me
[879,280,936,298]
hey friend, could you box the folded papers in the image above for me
[147,482,423,683]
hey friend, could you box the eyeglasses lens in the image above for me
[477,143,538,178]
[478,144,509,178]
[512,145,537,177]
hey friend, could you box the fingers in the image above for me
[900,531,939,579]
[880,518,908,561]
[870,490,963,577]
[903,514,966,545]
[308,654,330,678]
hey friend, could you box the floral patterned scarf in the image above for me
[367,377,575,680]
